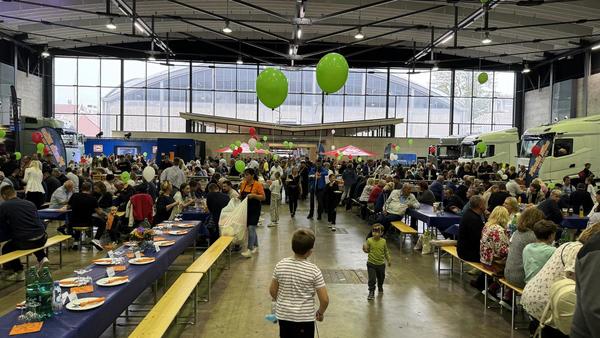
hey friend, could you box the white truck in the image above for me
[435,136,465,161]
[518,115,600,183]
[458,127,519,166]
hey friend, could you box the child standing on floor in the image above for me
[362,224,391,300]
[269,172,282,227]
[270,229,330,338]
[324,174,341,232]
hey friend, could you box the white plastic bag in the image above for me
[219,198,248,244]
[421,230,434,255]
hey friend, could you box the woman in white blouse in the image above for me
[23,160,45,208]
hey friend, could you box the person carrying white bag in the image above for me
[219,197,248,245]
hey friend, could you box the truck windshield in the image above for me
[437,145,461,158]
[461,144,474,158]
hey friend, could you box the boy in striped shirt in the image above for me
[270,229,330,338]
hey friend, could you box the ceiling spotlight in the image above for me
[592,43,600,51]
[296,27,302,39]
[41,47,50,58]
[147,53,156,61]
[354,28,364,40]
[106,18,117,30]
[236,55,243,65]
[222,21,232,34]
[522,64,531,74]
[481,32,492,45]
[432,63,439,72]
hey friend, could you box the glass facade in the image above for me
[53,57,515,137]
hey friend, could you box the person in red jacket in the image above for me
[368,180,385,204]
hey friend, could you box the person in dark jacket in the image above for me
[537,190,564,226]
[457,195,486,262]
[443,188,464,214]
[323,175,341,231]
[206,183,230,243]
[416,181,435,206]
[429,175,444,202]
[43,170,61,202]
[487,182,512,212]
[570,183,594,215]
[341,164,357,205]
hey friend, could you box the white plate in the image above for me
[155,240,175,247]
[66,297,105,311]
[96,277,129,287]
[59,277,87,288]
[123,241,138,247]
[93,258,115,266]
[166,230,189,236]
[128,258,156,265]
[175,223,194,228]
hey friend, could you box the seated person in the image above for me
[443,187,464,214]
[416,181,435,206]
[375,183,420,234]
[537,190,564,226]
[457,195,486,262]
[368,180,385,204]
[374,182,393,214]
[63,182,108,250]
[527,183,546,205]
[93,181,113,212]
[154,181,179,225]
[49,180,74,209]
[523,220,557,283]
[174,183,195,210]
[0,186,48,281]
[570,183,594,215]
[480,206,510,273]
[113,180,134,212]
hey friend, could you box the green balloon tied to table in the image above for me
[316,53,349,94]
[256,68,288,110]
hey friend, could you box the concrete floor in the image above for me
[0,202,529,338]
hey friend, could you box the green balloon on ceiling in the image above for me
[256,68,288,109]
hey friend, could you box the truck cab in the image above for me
[435,136,465,161]
[458,128,519,166]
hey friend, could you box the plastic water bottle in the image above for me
[265,301,278,324]
[579,206,584,218]
[25,267,39,307]
[52,281,63,315]
[37,267,54,320]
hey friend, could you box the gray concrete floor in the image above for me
[0,202,529,338]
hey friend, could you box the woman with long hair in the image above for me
[480,206,510,272]
[154,181,179,225]
[23,160,45,208]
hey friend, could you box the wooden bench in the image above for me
[128,272,204,338]
[0,234,71,268]
[499,278,525,330]
[186,236,234,302]
[391,221,418,248]
[435,244,460,276]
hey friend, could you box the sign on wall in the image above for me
[93,144,104,153]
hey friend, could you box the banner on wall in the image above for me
[39,127,67,170]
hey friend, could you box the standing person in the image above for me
[0,185,48,281]
[160,158,186,192]
[269,229,329,338]
[23,160,45,209]
[307,161,327,221]
[299,161,309,200]
[269,172,282,227]
[340,163,357,205]
[239,168,265,258]
[578,162,594,182]
[287,167,301,217]
[323,174,341,231]
[362,224,391,300]
[205,183,229,244]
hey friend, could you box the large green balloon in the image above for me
[235,160,245,173]
[229,144,236,151]
[120,171,130,182]
[235,140,242,147]
[36,143,45,151]
[407,139,414,145]
[256,68,288,109]
[476,142,487,154]
[478,72,489,84]
[316,53,349,94]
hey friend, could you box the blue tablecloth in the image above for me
[38,209,70,221]
[0,221,201,338]
[562,216,588,230]
[180,209,211,238]
[408,205,461,232]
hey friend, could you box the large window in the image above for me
[53,57,516,137]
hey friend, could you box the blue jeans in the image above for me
[247,225,258,250]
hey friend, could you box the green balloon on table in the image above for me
[235,160,246,173]
[235,140,242,147]
[0,130,6,138]
[256,68,288,109]
[407,139,414,145]
[120,171,130,183]
[14,152,21,160]
[230,144,236,151]
[36,143,45,152]
[478,72,489,84]
[316,53,349,94]
[476,142,487,154]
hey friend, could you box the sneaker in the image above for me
[328,224,332,228]
[267,223,277,227]
[37,257,49,271]
[241,250,253,258]
[367,291,375,300]
[251,247,259,254]
[331,227,336,232]
[6,271,25,282]
[378,287,384,293]
[91,239,104,251]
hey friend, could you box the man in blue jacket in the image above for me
[307,161,328,220]
[429,175,445,202]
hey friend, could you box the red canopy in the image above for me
[321,145,376,157]
[216,143,270,154]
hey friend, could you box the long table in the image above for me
[0,221,201,338]
[408,204,461,233]
[562,215,589,230]
[38,209,70,221]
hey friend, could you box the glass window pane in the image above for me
[236,92,256,121]
[453,98,472,123]
[124,88,146,116]
[77,87,100,115]
[146,89,168,116]
[301,94,320,124]
[280,94,301,124]
[493,99,513,125]
[366,69,387,95]
[344,69,365,95]
[78,59,100,86]
[494,72,515,98]
[493,124,512,131]
[100,114,119,137]
[147,61,169,88]
[389,69,409,96]
[169,62,190,89]
[54,58,77,85]
[454,70,473,97]
[170,117,186,132]
[453,123,471,135]
[409,70,430,96]
[123,60,146,87]
[237,65,257,91]
[430,71,452,96]
[54,86,77,114]
[343,95,364,121]
[429,124,450,138]
[216,64,236,90]
[430,96,450,123]
[192,63,214,90]
[473,71,493,97]
[259,104,275,124]
[366,96,386,119]
[78,114,100,137]
[324,95,344,123]
[124,116,146,132]
[472,98,493,124]
[390,96,407,121]
[192,91,213,116]
[283,69,301,93]
[101,59,121,87]
[408,123,427,137]
[56,114,77,131]
[147,116,164,132]
[395,123,407,137]
[471,124,492,134]
[302,68,318,94]
[101,88,120,115]
[170,89,188,117]
[408,97,429,123]
[215,92,236,118]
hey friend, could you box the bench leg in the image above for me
[436,247,441,276]
[208,267,212,302]
[59,242,63,268]
[193,287,198,324]
[26,255,29,269]
[484,275,488,309]
[511,289,516,330]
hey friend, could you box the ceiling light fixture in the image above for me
[147,54,156,61]
[440,34,454,45]
[354,27,364,40]
[222,20,232,34]
[41,47,50,58]
[236,56,243,65]
[522,64,531,74]
[106,18,117,30]
[432,63,439,72]
[296,27,302,39]
[481,32,492,45]
[592,43,600,51]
